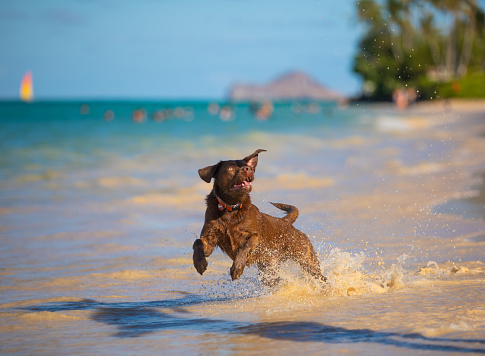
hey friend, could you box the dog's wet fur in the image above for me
[193,149,327,287]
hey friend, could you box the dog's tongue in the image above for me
[233,180,251,189]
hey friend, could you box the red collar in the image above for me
[214,192,242,212]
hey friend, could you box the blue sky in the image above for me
[0,0,363,99]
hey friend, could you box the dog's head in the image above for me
[198,149,266,198]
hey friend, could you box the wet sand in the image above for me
[0,100,484,355]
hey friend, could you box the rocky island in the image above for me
[228,71,343,101]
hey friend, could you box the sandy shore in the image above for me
[411,98,485,112]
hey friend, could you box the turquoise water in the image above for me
[0,100,484,355]
[0,101,356,187]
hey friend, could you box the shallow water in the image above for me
[0,100,484,355]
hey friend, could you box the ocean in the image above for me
[0,100,484,355]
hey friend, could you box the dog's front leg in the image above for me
[230,234,260,281]
[193,223,218,275]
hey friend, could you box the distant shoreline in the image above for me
[351,98,485,112]
[411,98,485,112]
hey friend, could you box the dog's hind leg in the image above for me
[257,260,282,288]
[299,258,327,285]
[230,234,260,280]
[295,239,327,285]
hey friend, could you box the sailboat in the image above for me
[19,71,33,102]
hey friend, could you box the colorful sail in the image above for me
[19,71,33,102]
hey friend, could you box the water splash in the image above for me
[252,249,409,299]
[417,260,485,277]
[320,248,404,296]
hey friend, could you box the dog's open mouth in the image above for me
[231,180,252,190]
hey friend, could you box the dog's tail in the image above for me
[270,202,299,225]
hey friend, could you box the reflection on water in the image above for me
[434,198,485,220]
[434,172,485,221]
[12,294,485,353]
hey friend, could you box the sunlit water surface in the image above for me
[1,101,484,355]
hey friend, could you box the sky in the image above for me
[0,0,363,100]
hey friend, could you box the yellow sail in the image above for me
[19,71,33,102]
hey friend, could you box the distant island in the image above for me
[228,71,343,101]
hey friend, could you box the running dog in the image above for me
[192,149,327,287]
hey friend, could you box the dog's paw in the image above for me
[193,253,208,275]
[230,260,245,280]
[193,240,208,275]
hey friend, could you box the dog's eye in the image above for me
[228,167,234,172]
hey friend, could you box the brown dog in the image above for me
[192,149,327,287]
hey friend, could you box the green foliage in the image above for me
[353,0,485,101]
[437,71,485,98]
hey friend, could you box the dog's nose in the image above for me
[243,166,253,173]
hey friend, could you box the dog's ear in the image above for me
[243,149,266,169]
[198,162,221,183]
